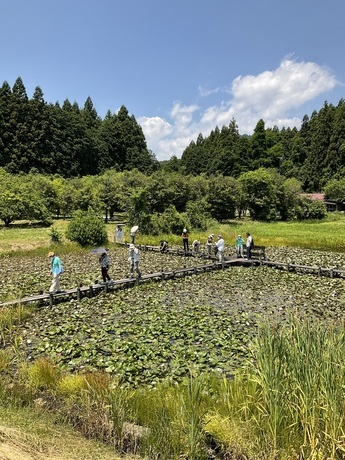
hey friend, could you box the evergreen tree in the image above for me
[0,81,12,167]
[6,77,31,172]
[181,133,208,175]
[302,102,335,191]
[250,119,267,169]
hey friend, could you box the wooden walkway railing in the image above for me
[1,244,345,308]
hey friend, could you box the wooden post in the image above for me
[49,292,54,307]
[77,287,81,301]
[89,286,94,297]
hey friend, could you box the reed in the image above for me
[245,317,345,458]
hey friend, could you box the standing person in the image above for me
[246,232,253,259]
[115,225,123,243]
[235,234,244,258]
[48,251,63,293]
[99,250,112,283]
[181,228,189,252]
[206,234,214,255]
[128,244,141,278]
[216,235,225,263]
[130,226,139,244]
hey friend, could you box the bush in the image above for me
[49,226,63,244]
[66,210,108,247]
[148,206,190,236]
[294,197,327,220]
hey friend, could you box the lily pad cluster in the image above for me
[3,246,344,386]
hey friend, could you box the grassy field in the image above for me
[1,213,345,256]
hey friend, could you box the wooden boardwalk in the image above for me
[1,244,345,308]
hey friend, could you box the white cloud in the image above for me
[139,57,338,161]
[198,85,228,97]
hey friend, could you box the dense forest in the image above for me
[178,102,345,192]
[0,77,158,177]
[1,77,345,193]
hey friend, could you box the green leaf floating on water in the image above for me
[3,246,345,386]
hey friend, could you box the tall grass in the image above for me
[204,317,345,459]
[0,304,32,345]
[0,318,344,460]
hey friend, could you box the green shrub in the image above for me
[49,225,64,244]
[21,358,60,392]
[65,210,108,247]
[294,197,327,220]
[145,205,190,236]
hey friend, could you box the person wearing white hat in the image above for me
[235,234,244,258]
[181,228,189,252]
[215,235,225,263]
[128,244,141,278]
[206,234,214,255]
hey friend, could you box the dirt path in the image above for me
[0,425,125,460]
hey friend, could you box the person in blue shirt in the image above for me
[48,251,64,293]
[235,235,244,258]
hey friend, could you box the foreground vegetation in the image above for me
[1,313,344,459]
[1,220,345,458]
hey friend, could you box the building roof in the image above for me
[300,193,325,202]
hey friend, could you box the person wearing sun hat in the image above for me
[128,244,141,278]
[48,251,64,293]
[215,235,225,263]
[235,234,244,258]
[206,233,214,255]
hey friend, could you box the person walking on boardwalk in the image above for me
[246,232,253,259]
[130,225,139,244]
[206,234,214,256]
[48,251,64,293]
[216,235,225,263]
[235,234,244,258]
[128,244,141,277]
[181,228,189,252]
[115,225,123,243]
[99,250,112,283]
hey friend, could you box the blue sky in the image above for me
[1,0,344,161]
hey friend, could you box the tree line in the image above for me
[0,77,158,177]
[174,100,345,192]
[1,78,345,194]
[1,167,339,230]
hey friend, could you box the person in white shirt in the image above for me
[246,232,253,259]
[128,244,141,277]
[216,235,225,263]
